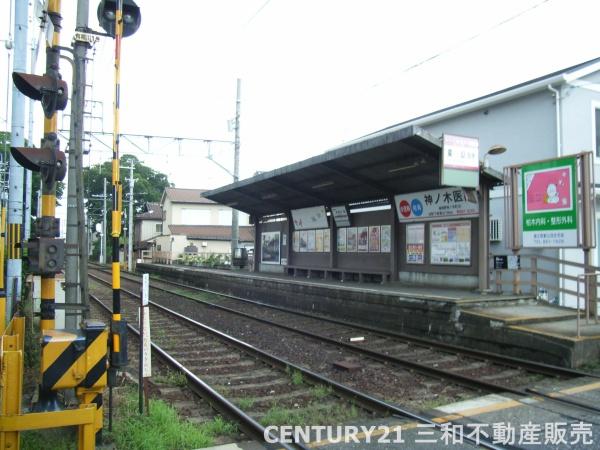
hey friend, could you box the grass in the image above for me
[236,397,255,409]
[153,369,188,387]
[579,358,600,374]
[109,385,236,450]
[417,394,454,411]
[285,366,304,386]
[21,428,76,450]
[311,384,333,399]
[260,402,359,427]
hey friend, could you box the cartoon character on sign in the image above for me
[545,183,559,204]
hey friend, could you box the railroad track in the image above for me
[89,268,504,449]
[89,265,600,417]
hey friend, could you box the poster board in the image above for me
[380,225,391,253]
[430,221,471,266]
[323,229,331,252]
[293,231,300,252]
[522,156,577,247]
[291,206,328,230]
[315,229,324,252]
[406,223,425,264]
[346,227,357,252]
[261,231,281,264]
[369,226,380,252]
[307,230,316,252]
[299,231,308,252]
[357,227,368,252]
[337,228,347,252]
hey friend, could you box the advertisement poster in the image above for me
[430,221,471,265]
[323,229,331,252]
[337,228,347,252]
[406,223,425,264]
[291,206,328,230]
[380,225,391,253]
[369,226,380,252]
[522,156,577,247]
[261,231,281,264]
[307,229,316,252]
[394,188,478,222]
[315,229,324,252]
[299,231,308,252]
[357,227,369,252]
[293,231,300,252]
[346,227,357,252]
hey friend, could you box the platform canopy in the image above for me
[204,125,502,217]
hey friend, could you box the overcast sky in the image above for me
[2,0,600,195]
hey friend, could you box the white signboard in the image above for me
[291,206,328,230]
[330,205,351,227]
[430,221,471,266]
[394,188,478,222]
[141,307,152,378]
[442,134,480,188]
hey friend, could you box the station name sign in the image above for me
[394,187,479,222]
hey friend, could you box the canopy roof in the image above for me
[204,126,502,217]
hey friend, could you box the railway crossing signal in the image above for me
[98,0,141,37]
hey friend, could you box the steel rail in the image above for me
[90,275,506,450]
[90,293,300,450]
[104,264,596,380]
[89,267,600,417]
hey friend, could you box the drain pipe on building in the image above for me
[548,84,565,304]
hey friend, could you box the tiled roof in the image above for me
[164,188,216,204]
[135,202,163,220]
[168,225,254,242]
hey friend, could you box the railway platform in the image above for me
[137,263,600,369]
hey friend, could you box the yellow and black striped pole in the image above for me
[111,0,124,354]
[39,0,62,333]
[0,204,6,332]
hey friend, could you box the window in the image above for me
[490,218,502,242]
[596,108,600,157]
[155,223,162,233]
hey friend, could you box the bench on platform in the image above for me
[285,265,390,284]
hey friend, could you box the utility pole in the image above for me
[65,0,91,327]
[7,0,28,315]
[101,177,107,264]
[120,164,134,271]
[230,79,241,257]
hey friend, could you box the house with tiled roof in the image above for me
[151,187,252,263]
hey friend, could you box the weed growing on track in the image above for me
[237,397,256,409]
[312,384,333,399]
[153,369,188,387]
[260,402,359,427]
[286,366,304,385]
[109,386,236,449]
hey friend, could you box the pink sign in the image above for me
[525,166,572,212]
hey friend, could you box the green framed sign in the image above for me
[521,156,578,247]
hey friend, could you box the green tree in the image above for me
[84,154,172,258]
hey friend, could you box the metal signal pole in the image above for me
[7,0,28,316]
[231,79,241,257]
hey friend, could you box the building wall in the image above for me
[139,219,161,242]
[420,79,600,302]
[163,200,249,228]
